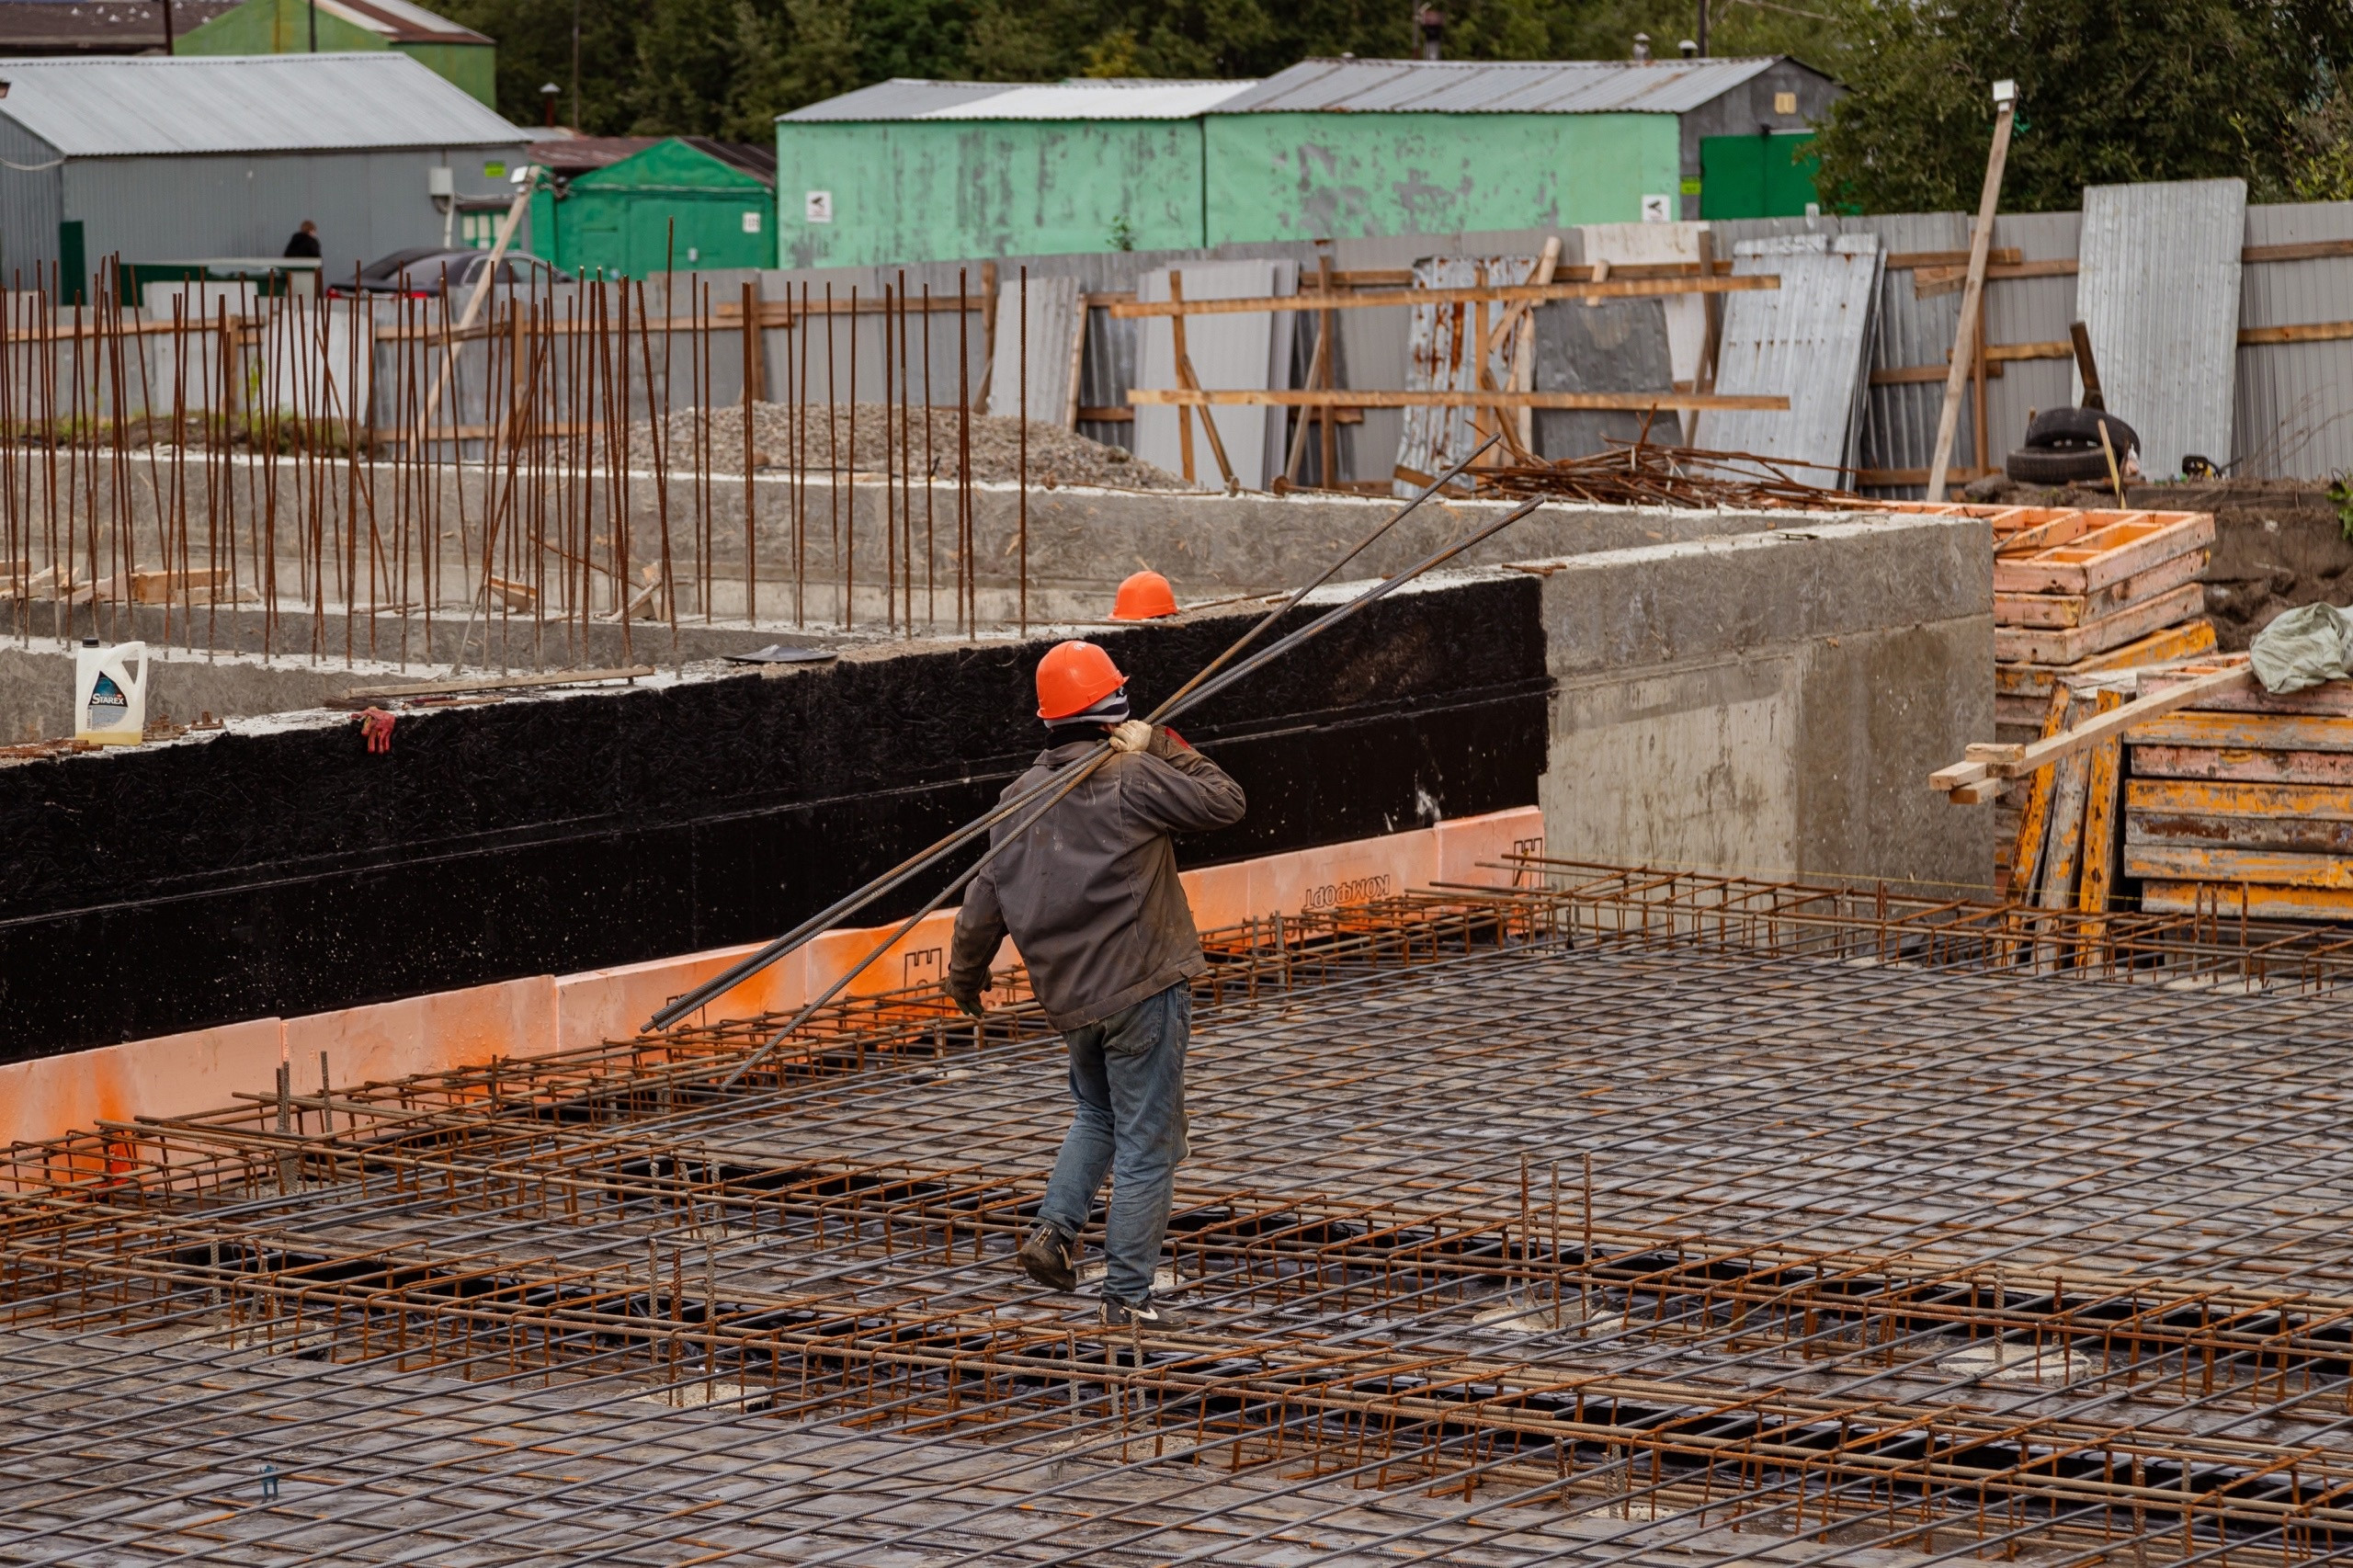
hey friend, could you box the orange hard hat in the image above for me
[1110,570,1178,621]
[1035,640,1128,721]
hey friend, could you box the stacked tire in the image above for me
[2004,408,2140,486]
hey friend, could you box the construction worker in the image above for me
[946,640,1245,1328]
[1109,569,1179,621]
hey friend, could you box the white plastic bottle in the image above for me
[74,638,148,745]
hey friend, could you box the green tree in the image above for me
[438,0,647,131]
[628,0,742,133]
[779,0,865,108]
[2290,79,2353,201]
[1810,0,2353,212]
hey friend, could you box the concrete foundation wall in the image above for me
[1530,515,1995,893]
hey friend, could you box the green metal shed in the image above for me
[779,58,1840,267]
[174,0,497,108]
[774,79,1253,270]
[529,136,777,277]
[1205,57,1842,240]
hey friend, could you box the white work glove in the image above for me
[1108,720,1154,755]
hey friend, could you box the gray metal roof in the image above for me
[0,53,525,156]
[1215,55,1802,114]
[915,79,1255,119]
[779,78,1012,122]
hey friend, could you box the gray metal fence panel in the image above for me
[1845,211,1968,496]
[2234,200,2353,481]
[1978,210,2081,481]
[1706,233,1882,480]
[2076,178,2245,480]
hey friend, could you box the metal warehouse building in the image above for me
[0,53,527,293]
[776,56,1838,269]
[1209,56,1840,240]
[776,77,1255,270]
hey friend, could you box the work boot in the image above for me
[1101,1292,1186,1331]
[1017,1221,1077,1292]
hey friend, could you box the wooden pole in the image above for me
[1925,84,2016,502]
[417,171,535,440]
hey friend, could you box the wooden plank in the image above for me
[1994,620,2217,698]
[1994,548,2209,629]
[1086,403,1358,426]
[2126,810,2353,856]
[2126,710,2353,754]
[1914,258,2082,296]
[2237,321,2353,347]
[1995,511,2093,556]
[1986,339,2076,361]
[2128,776,2353,818]
[2136,671,2353,716]
[1856,467,2000,486]
[2128,744,2353,786]
[2123,843,2353,890]
[1886,247,2025,270]
[2007,687,2077,903]
[1952,663,2252,784]
[2242,240,2353,265]
[1871,362,2004,387]
[2078,689,2126,916]
[1129,388,1787,411]
[1993,583,2206,664]
[1994,514,2214,596]
[339,665,655,701]
[2140,881,2353,920]
[1108,276,1780,320]
[2037,746,2094,911]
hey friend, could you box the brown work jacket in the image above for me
[946,730,1245,1032]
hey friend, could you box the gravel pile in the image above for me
[631,403,1193,491]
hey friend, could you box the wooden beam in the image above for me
[2077,688,2128,917]
[2007,687,2076,899]
[339,665,656,701]
[2242,239,2353,265]
[1926,94,2015,504]
[1856,466,1998,486]
[1936,665,2255,795]
[1885,247,2023,270]
[1109,275,1779,320]
[1913,257,2078,297]
[2238,320,2353,347]
[1131,388,1788,411]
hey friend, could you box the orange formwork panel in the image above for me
[0,807,1543,1146]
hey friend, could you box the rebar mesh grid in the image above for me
[9,869,2353,1567]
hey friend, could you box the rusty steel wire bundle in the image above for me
[9,868,2353,1563]
[1473,436,1866,510]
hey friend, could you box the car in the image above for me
[334,248,574,298]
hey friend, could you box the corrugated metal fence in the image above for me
[11,194,2347,493]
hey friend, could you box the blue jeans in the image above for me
[1036,982,1189,1302]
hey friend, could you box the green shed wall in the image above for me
[177,0,379,55]
[393,40,496,108]
[774,119,1207,269]
[1203,111,1680,243]
[540,190,774,275]
[176,0,496,107]
[535,139,775,276]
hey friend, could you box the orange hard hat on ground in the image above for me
[1035,640,1128,720]
[1110,570,1178,621]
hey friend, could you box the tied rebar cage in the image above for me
[10,869,2353,1566]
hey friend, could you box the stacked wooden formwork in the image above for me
[2123,665,2353,920]
[1966,505,2218,887]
